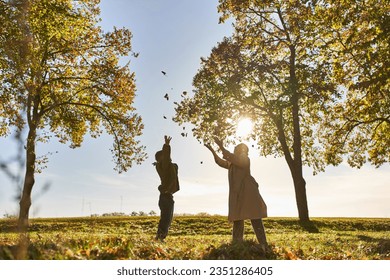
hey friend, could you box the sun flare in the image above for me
[236,118,253,138]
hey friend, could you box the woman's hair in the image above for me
[235,143,249,155]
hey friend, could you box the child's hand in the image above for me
[164,135,172,145]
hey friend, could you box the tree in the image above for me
[314,0,390,168]
[0,0,146,231]
[175,0,340,222]
[138,211,146,216]
[130,211,138,216]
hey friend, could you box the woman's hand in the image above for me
[213,137,223,148]
[204,143,214,152]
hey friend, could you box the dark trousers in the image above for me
[232,219,268,245]
[156,193,174,240]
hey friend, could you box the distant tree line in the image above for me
[93,210,157,217]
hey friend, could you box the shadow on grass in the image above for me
[357,235,390,256]
[299,220,320,233]
[264,219,320,233]
[202,240,276,260]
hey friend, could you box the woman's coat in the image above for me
[215,151,267,222]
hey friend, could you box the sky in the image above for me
[0,0,389,219]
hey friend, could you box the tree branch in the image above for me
[41,100,124,164]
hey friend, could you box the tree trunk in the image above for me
[290,97,310,222]
[291,168,309,222]
[289,45,310,223]
[271,45,310,222]
[281,140,310,222]
[18,125,37,232]
[276,115,310,222]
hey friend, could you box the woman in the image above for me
[205,138,268,248]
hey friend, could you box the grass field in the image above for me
[0,216,389,260]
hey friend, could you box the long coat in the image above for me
[215,151,267,222]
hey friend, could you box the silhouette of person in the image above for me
[154,135,180,241]
[205,138,268,249]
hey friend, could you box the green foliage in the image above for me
[314,0,390,168]
[0,0,146,172]
[0,216,389,260]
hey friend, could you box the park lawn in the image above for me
[0,216,389,260]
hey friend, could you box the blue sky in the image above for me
[0,0,389,218]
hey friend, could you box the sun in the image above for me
[236,118,253,138]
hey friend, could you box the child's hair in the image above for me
[155,150,163,162]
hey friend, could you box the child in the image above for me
[154,135,180,241]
